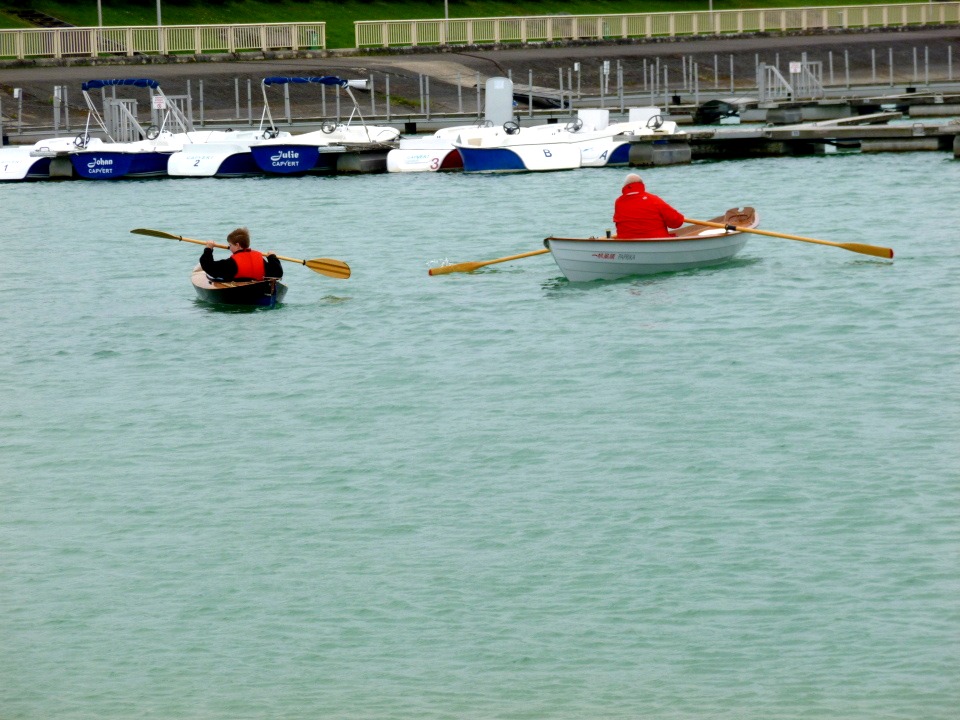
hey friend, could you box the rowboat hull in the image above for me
[191,268,287,307]
[545,208,758,282]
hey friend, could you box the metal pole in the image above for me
[599,65,605,108]
[829,51,834,85]
[63,85,69,130]
[950,46,953,82]
[284,83,291,125]
[418,74,424,114]
[425,74,430,120]
[321,85,326,117]
[198,79,204,128]
[247,79,252,125]
[713,54,718,89]
[844,49,850,89]
[476,72,481,118]
[871,49,876,84]
[663,66,669,110]
[528,69,533,119]
[729,54,734,93]
[457,72,462,113]
[370,74,376,115]
[889,47,894,87]
[924,46,929,86]
[913,47,918,83]
[335,85,341,122]
[386,74,391,121]
[235,77,240,118]
[618,61,624,113]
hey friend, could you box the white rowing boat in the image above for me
[544,207,758,282]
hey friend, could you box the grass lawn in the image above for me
[0,1,938,49]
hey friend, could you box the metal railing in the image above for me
[354,3,960,48]
[0,22,326,60]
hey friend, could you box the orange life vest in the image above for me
[232,249,265,280]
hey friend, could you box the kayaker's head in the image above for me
[227,227,251,252]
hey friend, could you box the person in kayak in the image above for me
[613,173,685,239]
[200,227,283,281]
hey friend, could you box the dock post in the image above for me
[954,134,960,159]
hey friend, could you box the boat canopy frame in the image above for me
[76,78,193,146]
[258,75,375,141]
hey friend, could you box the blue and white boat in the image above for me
[167,128,292,178]
[250,77,400,175]
[452,107,683,173]
[68,79,195,179]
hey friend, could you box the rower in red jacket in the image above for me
[613,173,685,239]
[200,227,283,281]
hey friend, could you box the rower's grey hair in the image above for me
[624,173,642,186]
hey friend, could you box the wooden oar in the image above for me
[130,228,351,279]
[428,248,549,275]
[685,218,894,259]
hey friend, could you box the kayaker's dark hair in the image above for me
[228,227,250,249]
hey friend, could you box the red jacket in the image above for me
[613,180,684,239]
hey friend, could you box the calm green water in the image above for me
[2,153,958,720]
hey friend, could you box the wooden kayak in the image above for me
[190,266,287,307]
[544,207,758,282]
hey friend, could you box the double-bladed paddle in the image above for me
[428,248,550,275]
[130,228,351,279]
[685,218,894,259]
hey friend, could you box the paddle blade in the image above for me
[131,228,179,240]
[304,258,351,279]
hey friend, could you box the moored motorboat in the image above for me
[386,125,465,173]
[453,106,683,173]
[190,266,287,307]
[251,76,399,175]
[167,129,292,178]
[68,78,196,180]
[0,144,52,181]
[544,207,758,282]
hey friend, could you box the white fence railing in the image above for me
[0,23,326,60]
[354,3,960,48]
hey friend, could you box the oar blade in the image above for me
[304,258,351,279]
[842,243,894,259]
[428,261,484,275]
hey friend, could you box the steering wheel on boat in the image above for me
[321,122,338,134]
[646,114,665,130]
[145,125,161,140]
[565,118,583,133]
[503,121,520,135]
[262,127,280,140]
[73,133,90,148]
